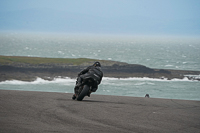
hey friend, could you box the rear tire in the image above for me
[76,85,90,101]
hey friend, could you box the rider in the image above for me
[72,61,103,99]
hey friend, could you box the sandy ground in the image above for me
[0,90,200,133]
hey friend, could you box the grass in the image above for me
[0,55,101,65]
[0,55,123,66]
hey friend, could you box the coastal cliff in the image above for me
[0,55,200,81]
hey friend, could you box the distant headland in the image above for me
[0,55,200,82]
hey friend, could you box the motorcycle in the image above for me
[73,78,97,101]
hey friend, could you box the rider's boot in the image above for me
[87,91,91,97]
[75,77,82,88]
[72,94,76,100]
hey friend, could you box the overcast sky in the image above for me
[0,0,200,36]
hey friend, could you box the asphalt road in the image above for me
[0,90,200,133]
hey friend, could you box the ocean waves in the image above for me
[0,76,198,85]
[0,76,200,100]
[1,33,200,100]
[102,76,198,82]
[0,77,75,85]
[1,33,200,71]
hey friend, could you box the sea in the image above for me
[0,32,200,101]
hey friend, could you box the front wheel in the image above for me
[76,85,90,101]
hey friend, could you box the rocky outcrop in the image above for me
[1,61,200,82]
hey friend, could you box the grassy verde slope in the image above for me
[0,55,98,65]
[0,55,128,81]
[0,55,125,66]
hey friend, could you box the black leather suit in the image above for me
[76,65,103,92]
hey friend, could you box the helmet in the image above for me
[93,61,101,67]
